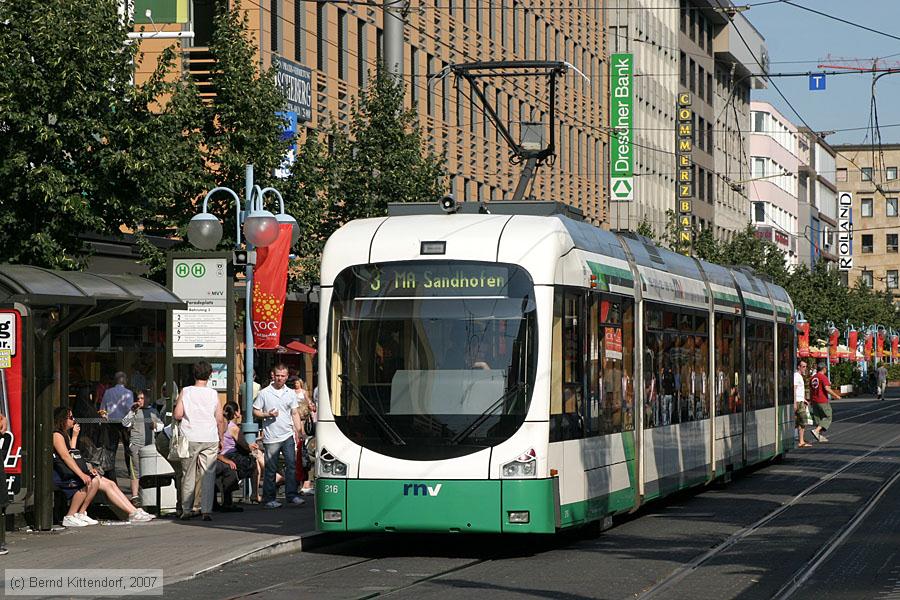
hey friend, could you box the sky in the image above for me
[747,0,900,145]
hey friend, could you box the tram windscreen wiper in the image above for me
[451,382,525,446]
[338,374,407,446]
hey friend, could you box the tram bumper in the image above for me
[316,478,558,533]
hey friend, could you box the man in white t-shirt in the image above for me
[793,360,811,448]
[253,364,304,508]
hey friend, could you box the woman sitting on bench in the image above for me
[52,407,154,525]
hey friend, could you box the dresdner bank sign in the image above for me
[609,53,634,201]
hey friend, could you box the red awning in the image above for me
[285,340,317,354]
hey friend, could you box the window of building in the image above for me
[889,167,898,180]
[409,46,418,105]
[680,52,687,86]
[753,202,765,222]
[689,3,696,40]
[698,66,705,100]
[752,157,766,178]
[836,168,848,182]
[698,167,706,200]
[337,10,348,81]
[888,198,898,217]
[294,0,305,62]
[707,72,713,104]
[680,1,687,33]
[861,198,873,217]
[476,0,482,32]
[376,28,383,72]
[317,2,327,72]
[861,167,873,181]
[888,233,898,253]
[271,0,279,52]
[888,270,899,290]
[707,22,713,53]
[442,62,450,122]
[861,270,874,288]
[862,234,874,253]
[689,59,695,91]
[698,16,705,50]
[698,117,705,151]
[752,111,765,132]
[707,121,713,153]
[357,20,367,88]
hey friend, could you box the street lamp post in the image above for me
[188,165,294,444]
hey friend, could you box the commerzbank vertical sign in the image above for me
[610,53,634,201]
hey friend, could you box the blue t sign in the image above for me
[809,74,826,91]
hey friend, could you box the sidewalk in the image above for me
[0,500,326,586]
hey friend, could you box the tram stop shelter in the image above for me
[0,264,185,531]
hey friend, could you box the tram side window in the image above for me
[587,295,634,436]
[715,316,741,415]
[777,323,794,406]
[551,290,585,441]
[746,320,775,411]
[643,304,709,427]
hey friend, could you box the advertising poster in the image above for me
[252,224,293,349]
[0,309,23,494]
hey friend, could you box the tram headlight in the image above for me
[501,448,537,478]
[318,448,348,478]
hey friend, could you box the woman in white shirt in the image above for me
[173,361,225,521]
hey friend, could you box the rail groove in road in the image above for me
[636,403,900,600]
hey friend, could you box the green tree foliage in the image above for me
[0,0,165,268]
[284,69,446,286]
[635,217,656,241]
[326,69,445,226]
[145,1,290,261]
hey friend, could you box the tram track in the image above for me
[636,402,900,600]
[210,401,900,600]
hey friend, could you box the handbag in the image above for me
[304,415,316,438]
[167,421,190,461]
[53,448,91,480]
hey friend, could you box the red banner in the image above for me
[829,328,839,361]
[797,322,810,357]
[877,330,886,359]
[251,224,293,349]
[0,309,23,495]
[848,330,858,360]
[865,332,874,361]
[892,335,899,360]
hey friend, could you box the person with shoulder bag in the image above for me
[172,361,225,521]
[52,407,153,526]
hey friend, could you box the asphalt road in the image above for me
[169,397,900,600]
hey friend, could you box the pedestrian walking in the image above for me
[809,362,841,443]
[794,360,812,447]
[876,362,888,400]
[253,364,304,508]
[98,372,134,478]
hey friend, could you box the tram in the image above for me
[314,201,795,534]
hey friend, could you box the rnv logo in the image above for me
[403,483,442,497]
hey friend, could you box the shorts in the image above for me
[128,445,142,480]
[794,402,809,427]
[811,401,833,431]
[52,470,85,500]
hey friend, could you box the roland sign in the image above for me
[609,53,633,201]
[838,192,853,271]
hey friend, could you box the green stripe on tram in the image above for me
[587,261,634,291]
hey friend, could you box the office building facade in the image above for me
[131,0,607,223]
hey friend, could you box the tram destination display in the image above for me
[350,263,524,298]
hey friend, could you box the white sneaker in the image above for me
[75,513,98,525]
[264,500,282,509]
[128,511,153,523]
[136,508,156,519]
[290,496,305,505]
[62,515,88,527]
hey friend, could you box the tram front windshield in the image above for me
[328,262,537,460]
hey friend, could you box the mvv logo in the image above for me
[403,483,442,497]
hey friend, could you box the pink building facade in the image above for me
[749,101,801,265]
